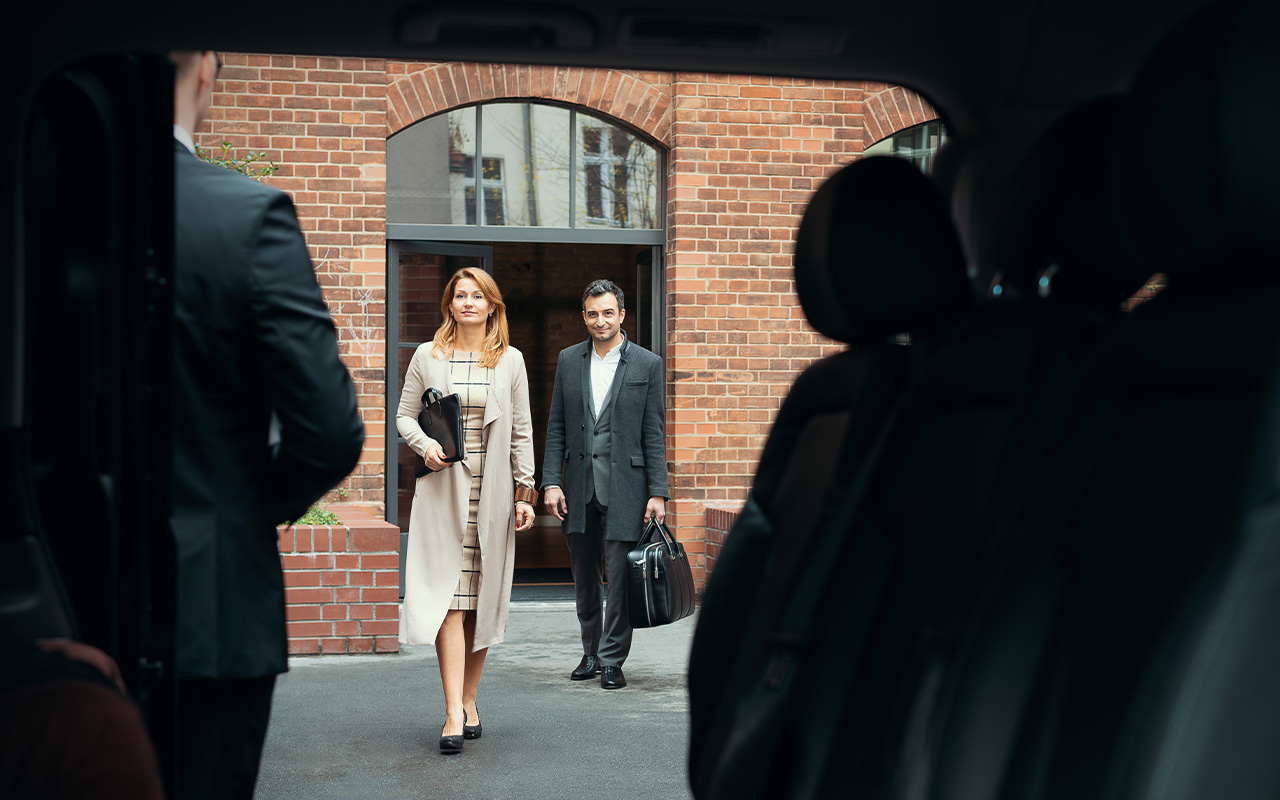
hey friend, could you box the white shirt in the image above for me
[590,339,623,419]
[174,124,196,155]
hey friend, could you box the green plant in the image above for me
[196,140,278,181]
[284,504,340,526]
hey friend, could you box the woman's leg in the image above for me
[461,611,488,724]
[435,610,467,736]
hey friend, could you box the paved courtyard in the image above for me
[255,603,698,799]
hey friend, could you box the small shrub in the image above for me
[196,140,278,181]
[285,505,340,526]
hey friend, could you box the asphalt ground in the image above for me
[254,603,698,800]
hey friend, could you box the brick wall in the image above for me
[278,508,402,655]
[203,57,937,591]
[200,53,389,507]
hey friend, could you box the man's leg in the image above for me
[177,675,276,800]
[565,498,607,661]
[600,537,634,669]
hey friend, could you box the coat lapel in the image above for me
[596,337,630,422]
[482,354,507,430]
[580,340,595,423]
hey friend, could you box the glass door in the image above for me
[387,241,492,594]
[634,245,665,359]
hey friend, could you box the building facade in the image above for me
[200,54,939,586]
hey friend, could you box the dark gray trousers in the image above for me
[565,497,633,667]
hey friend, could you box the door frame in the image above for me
[385,236,666,596]
[386,240,494,593]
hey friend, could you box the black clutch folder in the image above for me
[413,387,465,478]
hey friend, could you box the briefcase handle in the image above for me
[422,387,445,418]
[641,518,680,556]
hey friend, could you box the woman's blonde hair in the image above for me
[431,267,510,368]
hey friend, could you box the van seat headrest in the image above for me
[795,155,973,344]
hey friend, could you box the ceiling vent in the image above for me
[620,14,846,57]
[397,4,596,50]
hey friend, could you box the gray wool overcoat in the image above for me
[396,343,536,650]
[541,336,670,542]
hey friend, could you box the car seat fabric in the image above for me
[903,3,1280,799]
[790,96,1149,799]
[1116,0,1280,278]
[687,155,972,797]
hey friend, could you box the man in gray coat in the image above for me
[542,279,670,689]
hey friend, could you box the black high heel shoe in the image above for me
[463,703,482,740]
[439,711,466,755]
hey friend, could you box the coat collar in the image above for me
[580,331,629,361]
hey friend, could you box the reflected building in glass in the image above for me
[388,102,660,232]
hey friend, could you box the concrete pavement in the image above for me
[254,603,698,799]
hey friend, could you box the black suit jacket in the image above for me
[541,336,669,541]
[171,141,364,679]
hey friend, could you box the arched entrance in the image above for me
[386,101,667,594]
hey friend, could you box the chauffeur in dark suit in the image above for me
[170,50,364,799]
[542,279,670,690]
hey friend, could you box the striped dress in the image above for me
[448,351,490,611]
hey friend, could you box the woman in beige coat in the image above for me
[396,267,536,754]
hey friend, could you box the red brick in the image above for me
[288,638,320,655]
[360,620,399,636]
[285,587,334,604]
[289,621,335,637]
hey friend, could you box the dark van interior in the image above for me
[4,0,1277,797]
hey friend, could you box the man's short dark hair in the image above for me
[582,279,625,311]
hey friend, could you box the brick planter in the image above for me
[278,506,401,655]
[704,505,742,582]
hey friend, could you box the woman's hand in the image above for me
[515,501,535,531]
[422,443,453,472]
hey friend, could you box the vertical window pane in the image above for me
[575,115,659,229]
[585,164,603,219]
[386,107,476,225]
[480,103,572,227]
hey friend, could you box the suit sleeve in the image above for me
[248,191,364,522]
[541,351,568,490]
[643,354,670,500]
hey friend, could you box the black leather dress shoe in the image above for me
[570,654,601,681]
[601,665,626,689]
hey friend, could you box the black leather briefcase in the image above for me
[413,387,465,478]
[626,518,696,628]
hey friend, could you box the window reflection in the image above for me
[576,120,658,229]
[864,120,948,174]
[388,102,661,230]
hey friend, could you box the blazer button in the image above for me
[579,453,584,459]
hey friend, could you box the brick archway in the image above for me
[863,84,940,147]
[386,63,673,145]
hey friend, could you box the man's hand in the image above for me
[515,502,536,531]
[544,486,567,521]
[644,496,667,525]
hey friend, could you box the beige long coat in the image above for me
[396,343,535,650]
